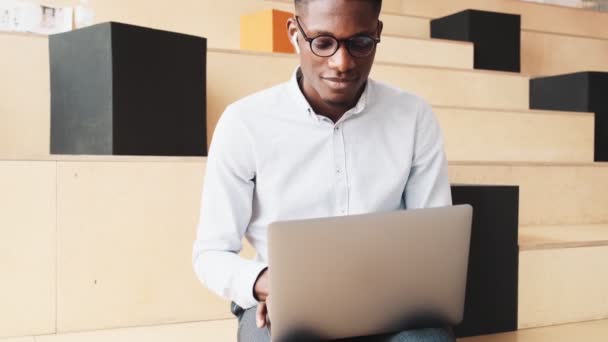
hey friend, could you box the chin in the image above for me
[321,89,359,107]
[322,95,355,108]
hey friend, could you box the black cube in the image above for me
[50,22,207,156]
[451,185,519,338]
[431,10,521,72]
[530,71,608,162]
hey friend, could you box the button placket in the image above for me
[332,124,349,215]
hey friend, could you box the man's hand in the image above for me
[254,268,270,301]
[256,295,272,328]
[254,269,271,328]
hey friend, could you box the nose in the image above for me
[327,43,355,73]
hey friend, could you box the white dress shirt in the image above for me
[192,68,452,310]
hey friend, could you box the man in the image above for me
[192,0,454,340]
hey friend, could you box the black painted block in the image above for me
[450,185,519,338]
[431,10,521,72]
[530,71,608,161]
[50,22,207,156]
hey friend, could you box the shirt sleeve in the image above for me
[192,105,267,309]
[404,100,453,208]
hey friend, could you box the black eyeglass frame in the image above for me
[294,16,381,58]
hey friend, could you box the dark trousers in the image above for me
[231,303,456,342]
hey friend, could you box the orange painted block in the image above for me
[240,9,295,54]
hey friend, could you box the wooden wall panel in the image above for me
[0,162,56,338]
[55,160,235,332]
[0,34,49,159]
[522,31,608,76]
[449,163,608,225]
[519,245,608,328]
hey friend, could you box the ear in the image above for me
[286,17,301,54]
[291,32,300,54]
[377,20,384,39]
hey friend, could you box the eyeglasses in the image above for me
[294,16,381,58]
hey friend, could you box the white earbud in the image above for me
[291,32,300,54]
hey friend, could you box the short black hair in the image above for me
[294,0,382,16]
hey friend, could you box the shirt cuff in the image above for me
[235,260,268,309]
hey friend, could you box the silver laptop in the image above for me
[267,204,472,341]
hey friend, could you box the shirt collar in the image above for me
[286,67,372,119]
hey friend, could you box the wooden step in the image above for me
[269,0,608,77]
[237,8,464,67]
[53,158,234,333]
[436,107,593,163]
[0,338,34,342]
[378,35,473,69]
[450,162,608,226]
[519,225,608,328]
[2,157,608,335]
[522,31,608,77]
[400,0,608,40]
[0,35,529,159]
[206,49,529,143]
[0,161,56,339]
[35,319,237,342]
[4,318,608,342]
[267,0,608,77]
[38,0,427,49]
[265,0,432,38]
[0,33,49,160]
[520,224,608,250]
[460,319,608,342]
[379,12,430,38]
[52,0,287,49]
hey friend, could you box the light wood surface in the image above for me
[54,160,234,332]
[0,162,56,339]
[460,319,608,342]
[4,317,608,341]
[36,0,292,49]
[0,34,489,160]
[1,159,608,335]
[449,162,608,226]
[519,246,608,328]
[207,49,529,145]
[30,0,608,45]
[0,33,49,159]
[378,35,473,69]
[40,0,433,43]
[380,13,430,38]
[520,224,608,250]
[0,338,35,342]
[36,319,237,342]
[522,31,608,76]
[266,0,433,38]
[436,107,594,163]
[400,0,608,40]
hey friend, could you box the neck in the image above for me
[298,75,365,123]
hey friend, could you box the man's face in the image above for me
[288,0,382,110]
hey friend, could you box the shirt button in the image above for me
[334,126,339,131]
[336,169,341,174]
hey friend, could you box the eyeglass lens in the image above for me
[310,36,376,58]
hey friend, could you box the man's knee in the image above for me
[385,327,455,342]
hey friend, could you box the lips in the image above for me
[322,76,359,90]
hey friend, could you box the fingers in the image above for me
[256,301,268,328]
[266,295,272,323]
